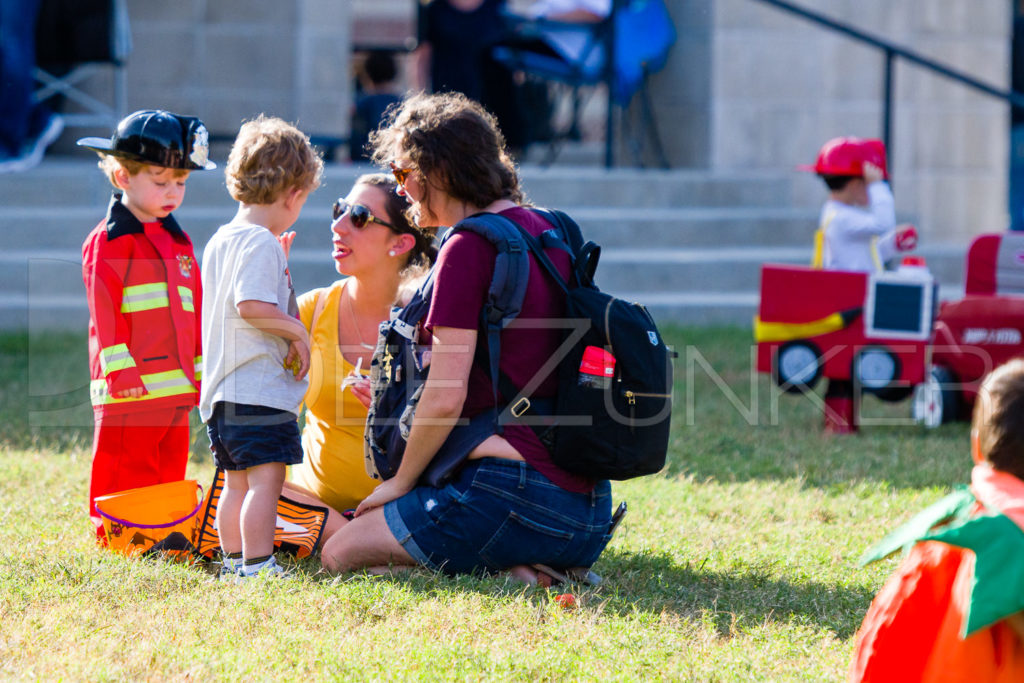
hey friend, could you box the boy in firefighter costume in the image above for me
[78,110,216,541]
[801,137,918,433]
[849,358,1024,682]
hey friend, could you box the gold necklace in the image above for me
[345,286,375,350]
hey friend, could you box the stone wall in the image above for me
[641,0,713,169]
[70,0,353,151]
[651,0,1012,241]
[62,0,1012,240]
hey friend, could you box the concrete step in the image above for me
[519,166,796,209]
[0,204,823,251]
[593,244,965,294]
[0,293,87,331]
[624,282,969,327]
[0,246,972,330]
[0,157,959,330]
[3,159,800,210]
[0,243,969,295]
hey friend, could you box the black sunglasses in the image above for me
[332,199,395,230]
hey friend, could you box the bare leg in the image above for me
[241,462,286,559]
[320,506,415,574]
[218,469,248,555]
[505,565,560,587]
[506,565,539,586]
[281,480,347,544]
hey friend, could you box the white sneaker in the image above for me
[21,113,64,169]
[238,555,291,579]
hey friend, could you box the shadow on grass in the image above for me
[295,547,873,641]
[589,548,872,639]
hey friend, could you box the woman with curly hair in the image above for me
[319,92,612,582]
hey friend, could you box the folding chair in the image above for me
[33,0,132,130]
[492,0,675,168]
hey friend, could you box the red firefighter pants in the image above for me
[89,405,192,540]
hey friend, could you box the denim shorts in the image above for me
[383,458,612,575]
[206,401,303,471]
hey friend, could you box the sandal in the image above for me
[531,563,602,587]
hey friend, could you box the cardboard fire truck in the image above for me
[754,261,937,431]
[755,263,936,395]
[756,233,1024,431]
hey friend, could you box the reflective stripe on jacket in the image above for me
[83,195,202,415]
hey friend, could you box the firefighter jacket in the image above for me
[83,195,202,416]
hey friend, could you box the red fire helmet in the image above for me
[798,136,888,179]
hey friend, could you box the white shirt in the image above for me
[526,0,612,17]
[522,0,612,69]
[820,181,899,272]
[199,222,307,421]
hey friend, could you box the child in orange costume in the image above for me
[849,359,1024,682]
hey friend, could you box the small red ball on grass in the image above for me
[553,593,577,609]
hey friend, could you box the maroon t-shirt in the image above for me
[425,207,595,492]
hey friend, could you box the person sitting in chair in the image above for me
[511,0,611,68]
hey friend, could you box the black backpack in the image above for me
[511,209,673,480]
[363,208,673,486]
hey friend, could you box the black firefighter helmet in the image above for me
[77,109,216,170]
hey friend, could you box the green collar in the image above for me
[861,486,1024,636]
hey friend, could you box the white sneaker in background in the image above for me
[0,113,65,174]
[20,113,65,170]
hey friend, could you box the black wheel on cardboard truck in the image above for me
[912,365,958,428]
[853,347,904,399]
[773,341,822,394]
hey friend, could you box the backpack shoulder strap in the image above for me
[531,207,584,255]
[530,207,600,286]
[389,268,435,341]
[447,213,535,427]
[502,210,578,298]
[449,213,532,325]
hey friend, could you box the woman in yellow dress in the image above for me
[285,173,436,539]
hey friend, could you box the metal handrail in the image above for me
[750,0,1024,162]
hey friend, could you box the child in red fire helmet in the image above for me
[802,136,917,272]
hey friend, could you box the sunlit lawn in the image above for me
[0,327,968,680]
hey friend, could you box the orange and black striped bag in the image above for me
[195,469,327,559]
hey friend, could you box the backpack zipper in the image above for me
[623,389,672,432]
[624,390,671,404]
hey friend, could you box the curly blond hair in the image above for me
[225,115,323,204]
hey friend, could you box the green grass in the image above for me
[0,327,968,680]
